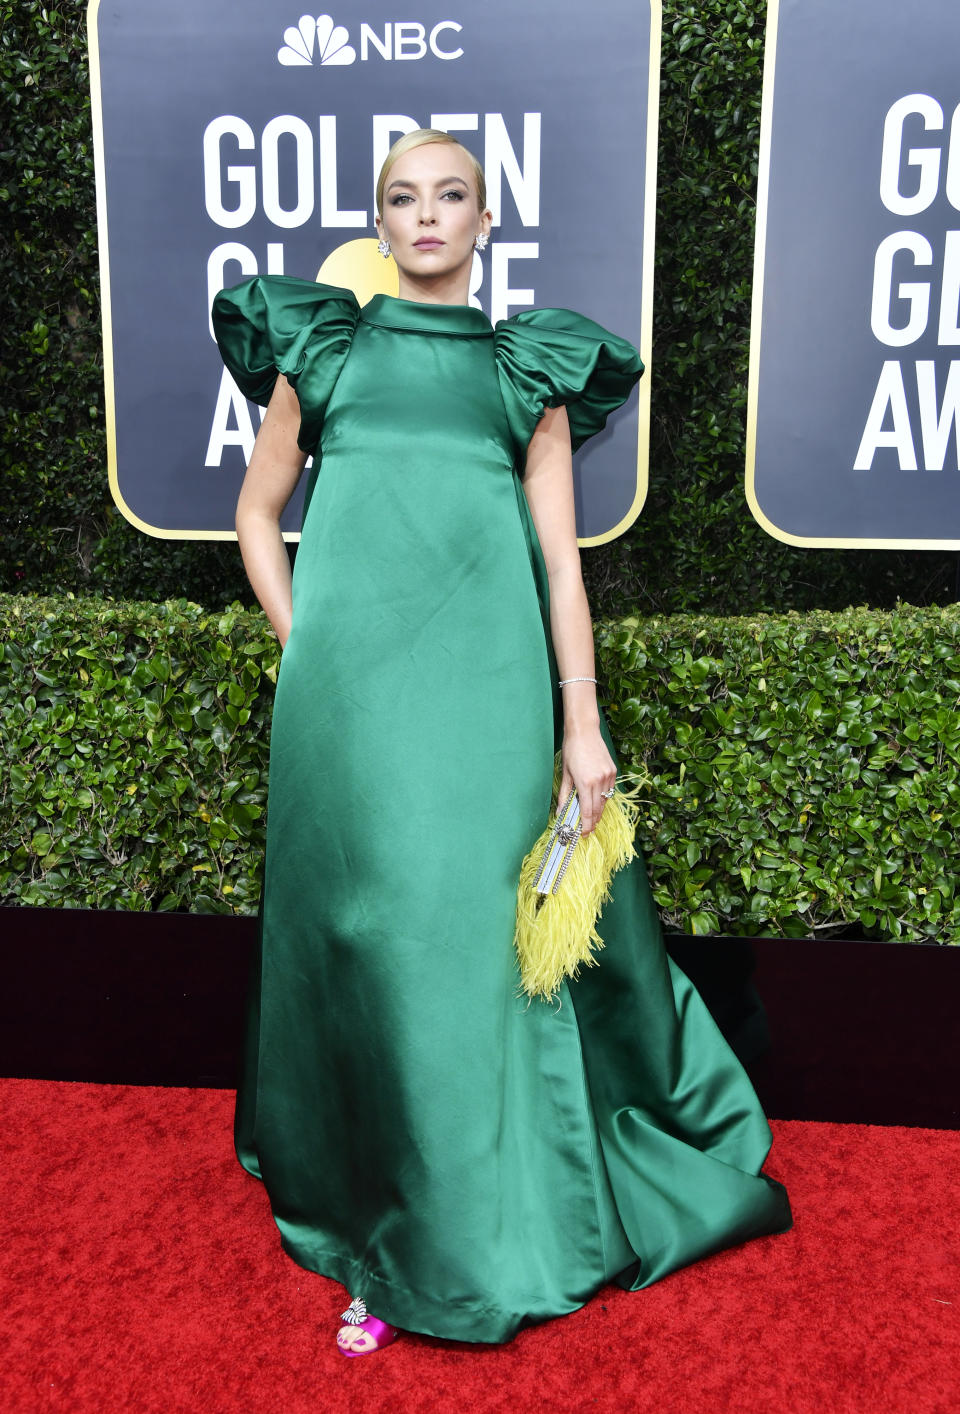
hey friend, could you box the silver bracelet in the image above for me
[558,676,598,686]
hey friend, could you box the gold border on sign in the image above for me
[745,0,960,550]
[580,0,661,548]
[90,1,661,544]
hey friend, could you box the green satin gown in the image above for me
[212,276,793,1345]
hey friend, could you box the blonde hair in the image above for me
[375,128,487,216]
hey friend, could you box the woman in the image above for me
[212,129,792,1358]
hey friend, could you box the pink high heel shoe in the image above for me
[336,1297,399,1357]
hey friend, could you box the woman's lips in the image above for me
[413,238,444,249]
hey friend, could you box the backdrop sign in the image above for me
[89,1,659,544]
[747,0,960,547]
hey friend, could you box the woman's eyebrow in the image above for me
[386,175,470,192]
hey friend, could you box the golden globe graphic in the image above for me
[316,239,400,305]
[89,0,659,543]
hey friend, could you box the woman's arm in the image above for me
[235,373,309,649]
[521,404,616,834]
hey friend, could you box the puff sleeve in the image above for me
[493,307,644,458]
[211,275,360,453]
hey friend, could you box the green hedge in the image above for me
[3,592,959,941]
[1,0,955,615]
[0,595,275,913]
[598,608,960,940]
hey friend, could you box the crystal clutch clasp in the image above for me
[532,789,582,895]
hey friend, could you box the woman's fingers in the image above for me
[571,774,617,835]
[560,737,617,835]
[558,769,596,835]
[581,789,601,835]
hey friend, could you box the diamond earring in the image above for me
[377,238,391,258]
[474,232,489,252]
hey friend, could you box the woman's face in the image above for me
[376,143,491,290]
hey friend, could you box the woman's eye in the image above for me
[389,193,412,206]
[441,190,465,201]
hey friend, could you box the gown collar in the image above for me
[360,293,493,337]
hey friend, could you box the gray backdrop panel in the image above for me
[751,0,960,544]
[92,1,654,540]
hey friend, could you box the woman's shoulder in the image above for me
[495,303,629,337]
[210,275,361,448]
[492,305,644,454]
[212,274,361,326]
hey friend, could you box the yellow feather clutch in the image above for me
[514,751,645,1002]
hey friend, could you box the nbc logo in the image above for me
[279,15,355,66]
[277,14,464,67]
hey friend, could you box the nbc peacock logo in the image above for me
[278,15,356,66]
[277,14,464,67]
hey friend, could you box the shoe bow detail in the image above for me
[340,1297,368,1325]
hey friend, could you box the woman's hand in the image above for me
[559,725,617,835]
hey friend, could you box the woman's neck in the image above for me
[395,269,471,307]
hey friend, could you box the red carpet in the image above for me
[1,1079,957,1414]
